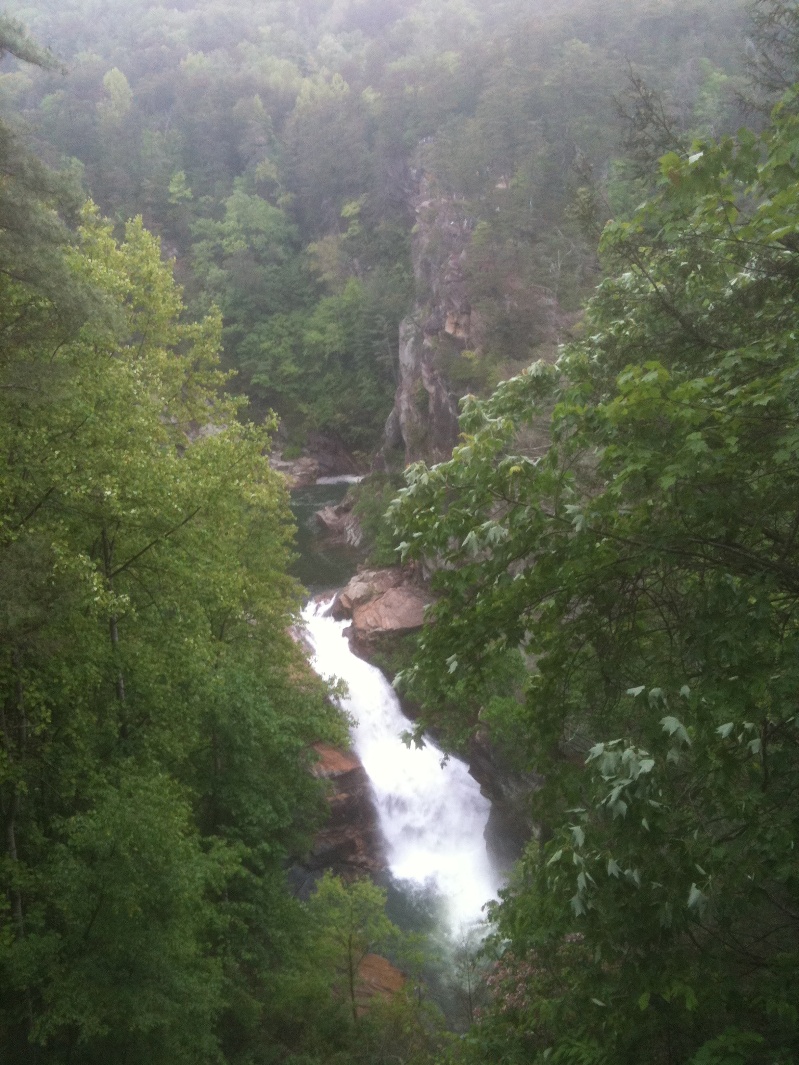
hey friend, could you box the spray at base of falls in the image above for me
[303,598,503,934]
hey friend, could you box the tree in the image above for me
[0,198,344,1063]
[747,0,799,108]
[96,66,132,125]
[307,872,400,1025]
[390,85,799,1064]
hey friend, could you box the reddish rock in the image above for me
[331,568,434,658]
[352,586,428,635]
[333,568,404,616]
[306,742,385,881]
[311,743,362,778]
[356,954,406,1013]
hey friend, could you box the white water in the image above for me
[303,598,502,932]
[315,475,364,485]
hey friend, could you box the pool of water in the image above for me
[289,480,361,595]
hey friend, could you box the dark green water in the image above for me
[289,480,361,595]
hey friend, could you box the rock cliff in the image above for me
[300,742,386,886]
[381,174,468,466]
[380,170,566,468]
[468,730,543,871]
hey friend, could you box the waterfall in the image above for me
[303,598,502,933]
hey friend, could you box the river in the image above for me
[292,479,502,934]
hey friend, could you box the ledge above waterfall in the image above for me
[330,566,434,658]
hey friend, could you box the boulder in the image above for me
[353,586,428,636]
[331,567,433,657]
[314,494,363,547]
[270,454,321,488]
[332,568,404,616]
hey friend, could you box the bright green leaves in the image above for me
[0,194,344,1063]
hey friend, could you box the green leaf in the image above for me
[661,716,691,745]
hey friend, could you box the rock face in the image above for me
[303,742,385,883]
[379,169,568,468]
[314,492,363,548]
[356,954,406,1013]
[468,730,543,871]
[331,567,433,658]
[297,747,405,1011]
[381,175,467,466]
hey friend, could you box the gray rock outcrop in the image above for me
[381,175,469,466]
[314,493,363,548]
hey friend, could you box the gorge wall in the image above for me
[380,168,566,469]
[381,173,469,466]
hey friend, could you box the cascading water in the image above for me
[303,598,503,933]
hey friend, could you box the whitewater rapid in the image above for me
[303,598,502,932]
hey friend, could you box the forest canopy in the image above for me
[0,14,358,1064]
[1,0,753,453]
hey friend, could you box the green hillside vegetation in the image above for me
[2,0,752,453]
[0,17,422,1065]
[391,30,799,1065]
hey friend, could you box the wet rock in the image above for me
[331,567,433,658]
[270,454,321,488]
[468,730,543,871]
[270,431,363,488]
[302,742,386,883]
[315,493,363,547]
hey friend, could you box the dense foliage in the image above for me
[391,71,799,1065]
[1,0,752,453]
[7,2,799,1063]
[0,18,377,1064]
